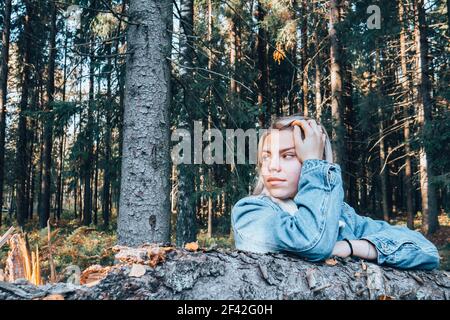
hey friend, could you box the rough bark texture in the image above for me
[118,0,172,246]
[0,247,449,300]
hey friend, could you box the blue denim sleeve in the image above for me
[342,203,440,270]
[231,159,344,262]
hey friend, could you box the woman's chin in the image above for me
[267,189,292,199]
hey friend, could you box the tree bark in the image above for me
[375,47,390,222]
[175,0,197,247]
[15,0,33,227]
[118,0,172,246]
[413,0,439,235]
[83,35,95,226]
[40,0,57,229]
[300,0,308,116]
[0,248,448,300]
[328,0,346,169]
[256,0,270,127]
[398,0,415,229]
[0,0,12,226]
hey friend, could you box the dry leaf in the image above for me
[129,263,146,277]
[377,295,394,300]
[361,260,367,271]
[325,258,338,266]
[184,242,199,252]
[147,247,167,267]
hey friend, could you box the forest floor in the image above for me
[0,211,448,284]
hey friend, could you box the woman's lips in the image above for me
[267,177,286,186]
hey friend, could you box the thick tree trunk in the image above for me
[0,248,448,300]
[0,0,12,226]
[118,0,172,246]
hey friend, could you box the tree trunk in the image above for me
[329,0,346,169]
[83,37,95,226]
[118,0,172,246]
[0,248,448,300]
[0,0,12,226]
[375,47,390,222]
[102,54,112,229]
[40,0,57,229]
[312,9,322,121]
[300,0,308,116]
[398,0,415,229]
[175,0,197,247]
[56,133,65,222]
[414,0,439,235]
[256,1,270,127]
[15,0,33,227]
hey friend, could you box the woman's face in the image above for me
[260,129,302,199]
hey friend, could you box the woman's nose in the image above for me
[269,156,281,172]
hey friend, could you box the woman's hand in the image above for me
[292,119,325,163]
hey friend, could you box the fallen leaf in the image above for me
[361,260,367,271]
[325,258,338,266]
[184,242,199,252]
[377,295,394,300]
[147,247,167,267]
[129,263,146,277]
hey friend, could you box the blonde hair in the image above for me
[252,114,333,195]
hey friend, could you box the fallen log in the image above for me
[0,245,449,300]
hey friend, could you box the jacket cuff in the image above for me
[360,234,405,265]
[300,159,341,187]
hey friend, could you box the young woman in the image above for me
[231,115,440,270]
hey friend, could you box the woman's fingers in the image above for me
[293,126,303,161]
[308,119,322,136]
[296,120,313,137]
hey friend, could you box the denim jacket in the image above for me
[231,159,440,270]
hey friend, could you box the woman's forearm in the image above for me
[332,240,378,260]
[350,240,378,260]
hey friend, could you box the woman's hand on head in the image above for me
[292,119,325,163]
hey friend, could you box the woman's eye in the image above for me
[283,154,295,159]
